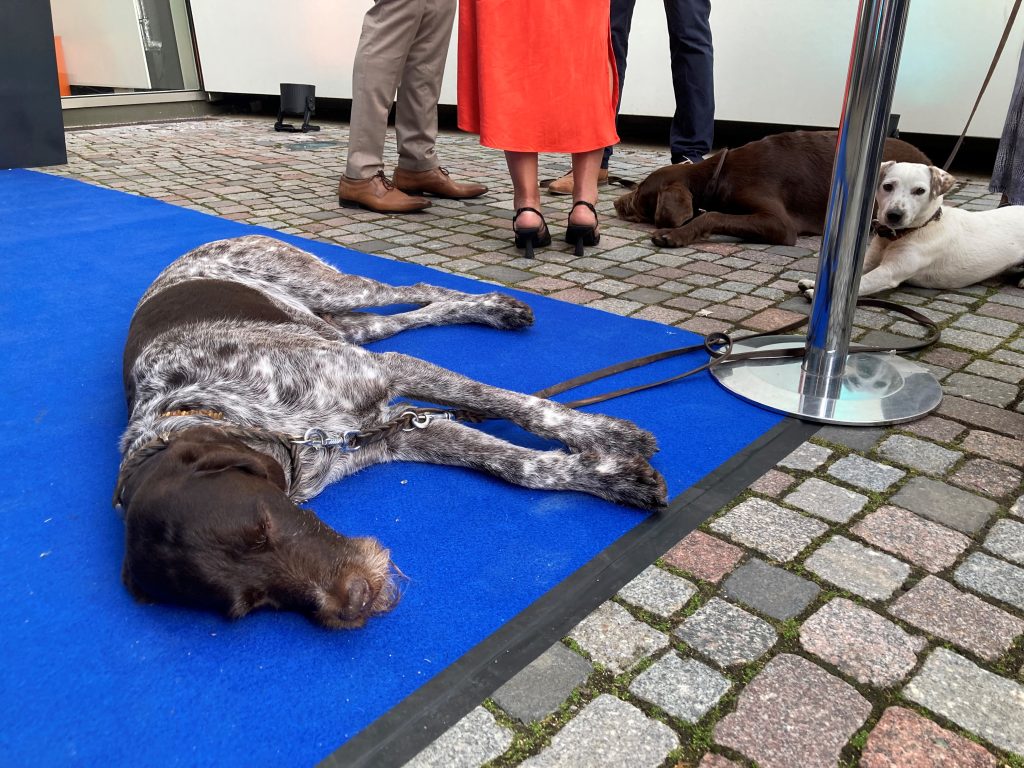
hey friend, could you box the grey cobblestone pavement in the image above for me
[47,116,1024,767]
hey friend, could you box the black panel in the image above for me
[0,0,67,169]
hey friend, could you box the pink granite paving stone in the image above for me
[697,755,742,768]
[692,242,744,256]
[962,429,1024,466]
[860,707,998,768]
[903,415,967,443]
[742,308,807,331]
[748,469,797,497]
[850,506,971,573]
[714,654,871,768]
[889,575,1024,661]
[799,598,925,687]
[662,530,744,584]
[951,458,1023,498]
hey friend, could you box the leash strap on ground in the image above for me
[532,298,939,410]
[943,0,1022,171]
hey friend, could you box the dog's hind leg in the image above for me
[377,351,658,458]
[386,419,667,509]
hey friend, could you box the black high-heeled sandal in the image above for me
[565,200,600,257]
[512,207,551,258]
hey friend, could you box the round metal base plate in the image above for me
[710,335,943,426]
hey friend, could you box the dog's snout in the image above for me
[885,210,903,225]
[340,575,372,620]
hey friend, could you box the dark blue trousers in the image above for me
[603,0,714,168]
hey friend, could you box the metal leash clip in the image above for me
[292,427,361,451]
[400,410,452,431]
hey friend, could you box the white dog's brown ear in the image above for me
[878,160,896,181]
[929,166,956,197]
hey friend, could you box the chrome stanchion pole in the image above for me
[711,0,942,425]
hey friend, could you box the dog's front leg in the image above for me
[855,245,928,296]
[652,209,797,248]
[798,239,889,301]
[387,420,667,509]
[378,352,658,458]
[322,296,534,344]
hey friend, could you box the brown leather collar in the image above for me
[872,206,942,241]
[702,148,729,205]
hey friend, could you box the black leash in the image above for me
[533,297,939,409]
[943,0,1023,171]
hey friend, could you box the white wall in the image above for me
[189,0,1024,138]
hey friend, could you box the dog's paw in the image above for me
[566,413,659,459]
[797,278,815,302]
[579,452,668,510]
[651,228,693,248]
[478,292,534,330]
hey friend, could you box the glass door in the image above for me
[50,0,200,97]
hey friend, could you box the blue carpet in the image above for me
[0,169,783,766]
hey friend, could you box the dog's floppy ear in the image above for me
[929,166,956,197]
[878,160,896,182]
[654,182,694,228]
[192,447,288,491]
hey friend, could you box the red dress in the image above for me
[457,0,619,153]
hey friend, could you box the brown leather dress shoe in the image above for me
[338,170,431,213]
[547,169,609,195]
[392,166,487,199]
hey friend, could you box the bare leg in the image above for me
[506,151,543,230]
[377,351,658,458]
[386,420,666,509]
[570,149,604,227]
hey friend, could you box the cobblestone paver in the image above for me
[616,565,697,617]
[859,707,998,768]
[804,536,911,600]
[709,498,827,561]
[404,707,512,768]
[628,653,731,722]
[714,654,871,768]
[722,558,821,620]
[567,601,669,673]
[889,575,1024,661]
[904,648,1024,756]
[799,598,925,687]
[520,695,678,768]
[674,597,778,667]
[490,643,593,724]
[47,119,1024,766]
[661,530,743,583]
[850,505,971,573]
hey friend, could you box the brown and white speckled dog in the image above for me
[115,235,665,629]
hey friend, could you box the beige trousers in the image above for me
[345,0,457,179]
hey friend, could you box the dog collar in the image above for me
[159,408,224,420]
[701,148,729,206]
[872,206,942,241]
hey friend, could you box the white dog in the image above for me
[799,161,1024,299]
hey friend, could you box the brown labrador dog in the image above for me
[613,130,930,248]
